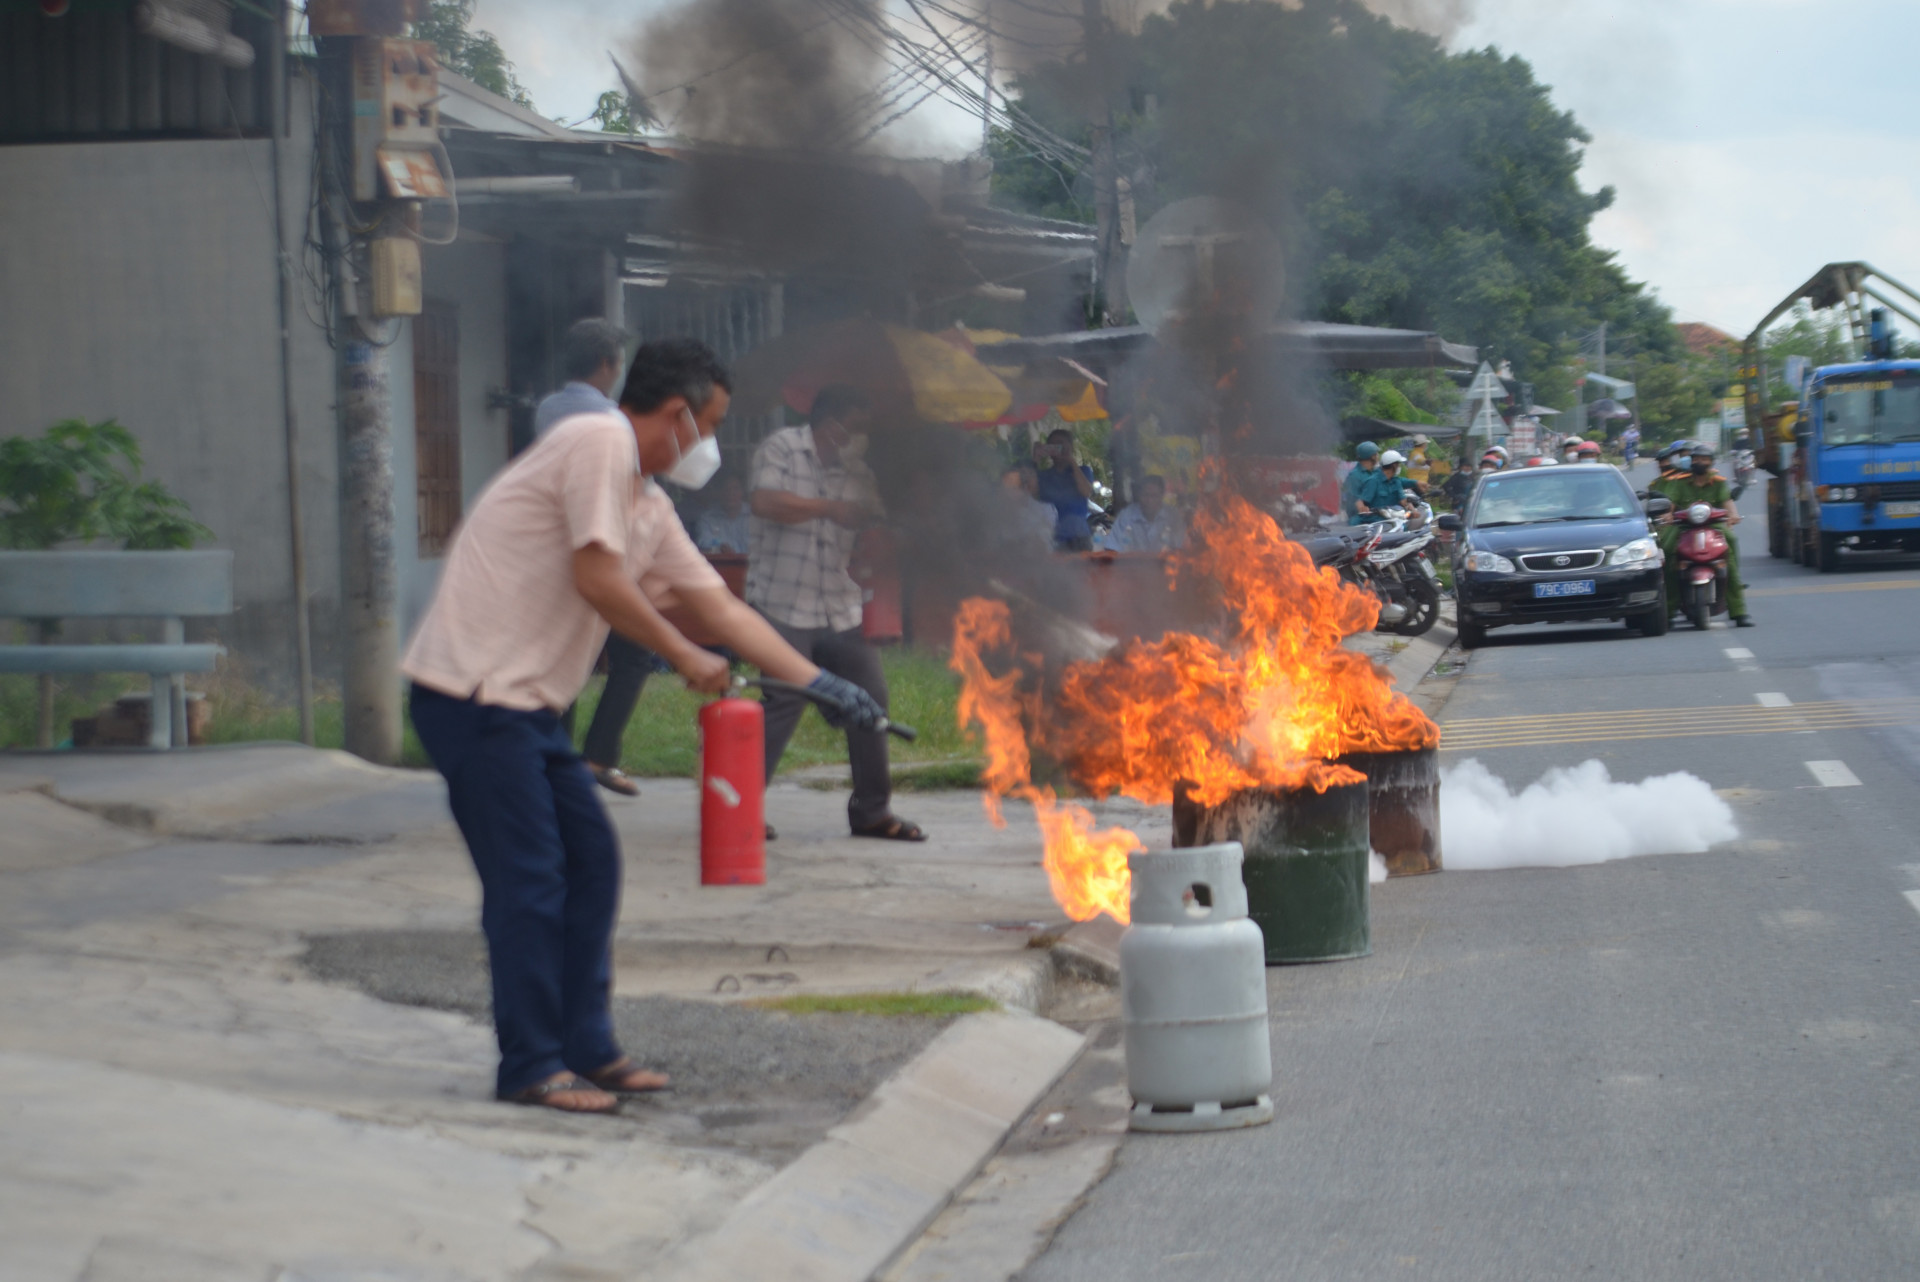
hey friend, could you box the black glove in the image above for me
[807,671,887,732]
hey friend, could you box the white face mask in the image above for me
[664,407,723,490]
[842,431,870,463]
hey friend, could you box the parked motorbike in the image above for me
[1673,502,1732,630]
[1292,505,1442,637]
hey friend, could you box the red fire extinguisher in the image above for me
[699,694,765,885]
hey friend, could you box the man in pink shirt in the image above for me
[405,339,883,1115]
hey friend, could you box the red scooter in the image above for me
[1673,503,1731,631]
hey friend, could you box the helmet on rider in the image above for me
[1379,449,1407,468]
[1689,443,1716,476]
[1355,441,1381,461]
[1576,439,1602,460]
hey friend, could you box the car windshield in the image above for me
[1469,470,1638,527]
[1819,373,1920,446]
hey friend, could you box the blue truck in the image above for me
[1746,262,1920,572]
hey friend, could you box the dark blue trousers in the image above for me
[410,684,624,1098]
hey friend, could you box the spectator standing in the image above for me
[1033,427,1096,551]
[403,339,885,1115]
[1405,435,1433,486]
[535,318,626,436]
[748,385,926,843]
[537,319,652,797]
[1109,474,1187,552]
[696,472,752,554]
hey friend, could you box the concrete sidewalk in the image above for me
[0,746,1107,1282]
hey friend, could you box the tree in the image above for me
[991,0,1679,392]
[1759,303,1858,400]
[414,0,532,107]
[589,90,634,134]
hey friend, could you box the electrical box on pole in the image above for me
[350,38,447,204]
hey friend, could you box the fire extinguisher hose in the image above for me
[729,676,918,741]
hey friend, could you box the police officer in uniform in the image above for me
[1652,443,1752,627]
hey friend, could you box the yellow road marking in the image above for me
[1440,698,1920,752]
[1747,578,1920,597]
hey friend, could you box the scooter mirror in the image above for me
[1436,513,1464,533]
[1644,496,1674,519]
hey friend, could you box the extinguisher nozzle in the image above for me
[728,676,917,741]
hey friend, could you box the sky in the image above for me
[472,0,1920,335]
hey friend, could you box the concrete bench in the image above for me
[0,550,234,748]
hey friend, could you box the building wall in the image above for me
[399,235,511,638]
[0,95,342,696]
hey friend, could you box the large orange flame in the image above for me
[951,487,1439,924]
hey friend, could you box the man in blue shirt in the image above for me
[534,319,627,437]
[1034,428,1096,551]
[536,319,652,797]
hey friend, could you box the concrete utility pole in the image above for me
[339,338,402,764]
[315,31,404,765]
[270,0,316,745]
[1081,0,1128,325]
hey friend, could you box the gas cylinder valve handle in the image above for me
[729,675,919,742]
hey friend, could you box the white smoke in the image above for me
[1440,759,1737,870]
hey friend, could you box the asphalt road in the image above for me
[1027,471,1920,1282]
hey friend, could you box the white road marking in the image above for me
[1724,647,1756,660]
[1755,692,1793,707]
[1904,890,1920,922]
[1805,760,1863,788]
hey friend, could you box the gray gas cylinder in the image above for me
[1121,842,1274,1132]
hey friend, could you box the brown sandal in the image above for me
[584,1058,672,1094]
[500,1073,619,1114]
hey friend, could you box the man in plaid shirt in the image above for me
[748,385,926,842]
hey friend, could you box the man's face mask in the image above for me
[842,431,870,463]
[665,407,723,489]
[1691,458,1713,475]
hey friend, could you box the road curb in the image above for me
[1384,618,1457,692]
[659,1011,1087,1282]
[1052,916,1122,986]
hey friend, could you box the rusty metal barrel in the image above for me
[1335,746,1443,877]
[1173,777,1371,963]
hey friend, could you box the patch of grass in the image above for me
[745,991,999,1017]
[0,664,430,766]
[2,641,963,780]
[891,759,983,791]
[799,758,984,793]
[589,645,969,778]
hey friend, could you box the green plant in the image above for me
[0,418,208,551]
[0,418,209,746]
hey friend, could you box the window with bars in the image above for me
[413,301,462,558]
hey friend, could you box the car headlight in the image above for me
[1608,537,1660,565]
[1465,549,1515,573]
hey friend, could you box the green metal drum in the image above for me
[1173,778,1371,963]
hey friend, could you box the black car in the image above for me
[1437,463,1672,648]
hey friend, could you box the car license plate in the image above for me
[1886,501,1920,519]
[1533,579,1596,598]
